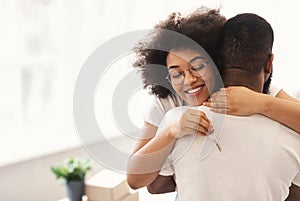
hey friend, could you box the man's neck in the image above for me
[222,69,264,93]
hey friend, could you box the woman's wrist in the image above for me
[256,93,272,115]
[164,126,177,140]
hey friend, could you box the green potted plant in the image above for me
[51,157,92,201]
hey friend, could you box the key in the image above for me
[216,141,222,152]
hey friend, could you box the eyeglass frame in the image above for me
[165,60,210,85]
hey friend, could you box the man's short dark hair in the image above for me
[219,13,274,75]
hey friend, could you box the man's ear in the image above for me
[264,53,273,81]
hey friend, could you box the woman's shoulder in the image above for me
[156,93,182,112]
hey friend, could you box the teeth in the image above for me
[187,86,203,94]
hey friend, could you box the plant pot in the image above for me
[66,180,84,201]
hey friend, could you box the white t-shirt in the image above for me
[159,106,300,201]
[144,93,182,127]
[144,84,282,126]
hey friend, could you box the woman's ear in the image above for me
[264,53,273,81]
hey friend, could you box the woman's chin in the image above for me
[182,88,210,106]
[184,98,204,106]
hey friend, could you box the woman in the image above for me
[127,8,225,190]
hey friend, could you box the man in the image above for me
[149,13,300,201]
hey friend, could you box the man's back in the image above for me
[161,106,300,201]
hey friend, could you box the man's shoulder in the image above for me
[224,113,278,125]
[225,114,299,136]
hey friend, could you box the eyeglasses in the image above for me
[166,60,210,85]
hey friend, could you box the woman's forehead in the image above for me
[167,49,207,65]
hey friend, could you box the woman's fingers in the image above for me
[203,90,228,110]
[206,89,228,106]
[184,110,213,135]
[209,108,228,114]
[210,89,227,99]
[184,125,210,136]
[189,111,210,127]
[204,101,227,109]
[189,111,209,123]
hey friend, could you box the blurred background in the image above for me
[0,0,299,200]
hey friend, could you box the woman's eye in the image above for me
[193,64,206,71]
[193,61,209,71]
[170,72,182,79]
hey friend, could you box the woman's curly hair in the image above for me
[133,8,226,98]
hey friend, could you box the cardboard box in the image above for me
[85,169,131,201]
